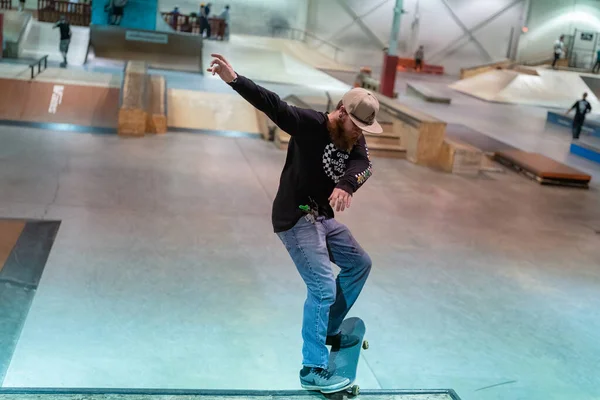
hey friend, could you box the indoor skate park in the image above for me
[0,0,600,400]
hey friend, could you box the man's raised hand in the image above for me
[207,54,237,83]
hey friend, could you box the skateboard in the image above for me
[326,317,368,396]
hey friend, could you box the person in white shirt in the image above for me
[219,5,230,40]
[552,35,565,69]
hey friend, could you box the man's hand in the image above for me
[207,53,237,83]
[329,188,352,212]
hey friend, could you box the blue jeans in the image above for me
[277,216,372,369]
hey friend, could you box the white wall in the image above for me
[517,0,600,65]
[158,0,308,37]
[306,0,526,76]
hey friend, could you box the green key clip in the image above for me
[299,204,316,224]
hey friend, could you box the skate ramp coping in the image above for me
[459,59,513,80]
[0,388,462,400]
[0,10,32,58]
[406,82,451,104]
[90,25,203,73]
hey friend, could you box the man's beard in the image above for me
[329,117,355,152]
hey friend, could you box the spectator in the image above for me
[200,2,212,38]
[414,45,424,72]
[593,48,600,74]
[108,0,127,26]
[170,6,180,30]
[552,35,565,69]
[53,15,71,67]
[566,92,592,140]
[18,0,25,12]
[219,4,230,40]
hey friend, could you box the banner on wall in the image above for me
[125,31,168,44]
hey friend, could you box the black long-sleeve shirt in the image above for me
[229,75,373,233]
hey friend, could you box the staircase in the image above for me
[273,95,405,159]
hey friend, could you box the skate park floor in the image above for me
[1,44,600,400]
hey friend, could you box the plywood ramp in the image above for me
[167,90,261,135]
[0,78,119,128]
[118,62,149,137]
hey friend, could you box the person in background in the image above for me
[53,15,71,67]
[219,4,230,40]
[203,2,212,38]
[566,92,592,140]
[593,48,600,74]
[414,45,424,72]
[199,3,211,38]
[170,6,180,30]
[109,0,127,25]
[18,0,26,12]
[552,35,565,69]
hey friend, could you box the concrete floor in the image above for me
[1,53,600,400]
[0,117,600,400]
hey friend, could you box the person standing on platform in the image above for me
[207,53,380,393]
[593,48,600,74]
[108,0,127,26]
[414,45,424,72]
[53,15,71,67]
[219,4,230,40]
[552,35,565,69]
[566,92,592,140]
[18,0,25,12]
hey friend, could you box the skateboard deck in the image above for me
[327,317,368,395]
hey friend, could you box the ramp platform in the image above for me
[406,82,451,104]
[494,150,592,187]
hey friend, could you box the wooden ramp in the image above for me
[494,150,591,188]
[0,78,119,130]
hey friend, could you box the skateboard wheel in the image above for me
[351,385,360,396]
[362,340,369,350]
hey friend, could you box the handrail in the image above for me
[29,55,48,79]
[272,27,343,61]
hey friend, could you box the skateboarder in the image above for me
[207,54,380,392]
[53,16,71,67]
[567,92,592,140]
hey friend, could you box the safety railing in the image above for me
[271,27,343,62]
[38,0,91,26]
[0,0,11,10]
[160,12,227,40]
[29,55,48,79]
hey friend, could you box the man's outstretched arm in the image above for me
[207,53,321,136]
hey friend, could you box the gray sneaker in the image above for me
[299,366,350,393]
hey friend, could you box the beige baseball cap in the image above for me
[342,88,383,134]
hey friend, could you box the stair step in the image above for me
[275,130,405,158]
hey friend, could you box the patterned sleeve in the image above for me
[336,138,373,195]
